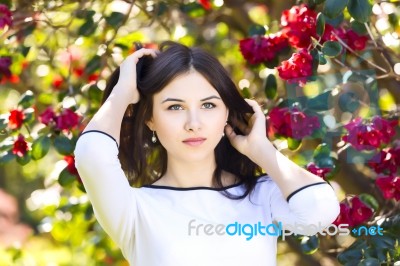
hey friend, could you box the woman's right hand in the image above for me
[114,48,158,104]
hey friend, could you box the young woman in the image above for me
[74,42,339,265]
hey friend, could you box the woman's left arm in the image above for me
[225,99,336,199]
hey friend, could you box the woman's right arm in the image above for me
[73,48,157,253]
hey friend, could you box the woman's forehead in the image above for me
[154,72,221,100]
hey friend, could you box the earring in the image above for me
[222,121,228,137]
[151,131,157,143]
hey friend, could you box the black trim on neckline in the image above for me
[142,181,244,191]
[79,130,119,148]
[286,182,327,202]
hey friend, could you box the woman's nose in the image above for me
[184,110,201,132]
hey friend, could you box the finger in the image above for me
[225,124,237,139]
[244,99,266,130]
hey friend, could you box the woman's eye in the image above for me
[202,102,216,109]
[167,105,183,110]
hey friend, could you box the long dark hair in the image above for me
[102,41,263,199]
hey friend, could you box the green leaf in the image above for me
[23,108,35,124]
[347,0,372,23]
[76,10,96,19]
[18,90,35,108]
[180,2,206,18]
[38,92,54,105]
[358,258,380,266]
[78,18,96,36]
[370,235,396,250]
[323,0,348,19]
[264,74,277,100]
[249,24,266,36]
[313,143,331,159]
[88,84,102,103]
[325,13,344,27]
[85,55,101,75]
[306,90,333,111]
[0,151,15,164]
[18,45,31,57]
[359,193,379,212]
[310,48,319,74]
[338,91,361,112]
[322,41,343,57]
[105,12,125,28]
[54,135,74,155]
[58,168,77,187]
[300,236,319,255]
[319,53,327,65]
[338,239,367,264]
[0,118,7,131]
[241,87,252,99]
[287,138,302,150]
[264,57,279,69]
[351,21,368,35]
[31,136,51,160]
[16,152,31,166]
[316,13,326,36]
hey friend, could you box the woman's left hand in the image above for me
[225,99,270,161]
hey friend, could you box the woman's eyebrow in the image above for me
[161,95,221,103]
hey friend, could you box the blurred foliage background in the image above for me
[0,0,400,265]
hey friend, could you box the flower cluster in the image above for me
[267,107,320,139]
[342,117,397,151]
[306,162,332,180]
[280,4,317,49]
[323,25,369,51]
[38,107,80,131]
[333,196,373,227]
[277,49,313,85]
[368,146,400,175]
[12,134,29,157]
[375,176,400,201]
[239,33,289,65]
[8,109,25,130]
[0,4,12,29]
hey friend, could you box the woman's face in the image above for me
[147,71,228,163]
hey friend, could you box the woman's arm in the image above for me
[82,48,157,143]
[74,48,157,256]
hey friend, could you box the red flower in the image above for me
[73,67,84,77]
[376,176,400,201]
[368,149,398,175]
[55,108,80,131]
[342,116,397,151]
[281,4,317,48]
[306,162,332,180]
[0,4,12,29]
[349,196,373,226]
[345,30,368,51]
[8,109,25,130]
[239,33,289,65]
[332,203,352,226]
[52,75,63,89]
[267,107,320,139]
[322,25,368,52]
[333,196,373,227]
[277,49,313,86]
[0,56,12,78]
[198,0,212,10]
[64,155,82,183]
[38,107,56,125]
[12,134,29,157]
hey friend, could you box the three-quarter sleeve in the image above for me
[74,131,136,256]
[269,181,340,236]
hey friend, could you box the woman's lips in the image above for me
[182,138,206,146]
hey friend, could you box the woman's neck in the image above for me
[154,157,236,188]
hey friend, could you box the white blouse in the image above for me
[74,131,339,266]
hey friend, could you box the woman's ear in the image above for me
[146,119,154,131]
